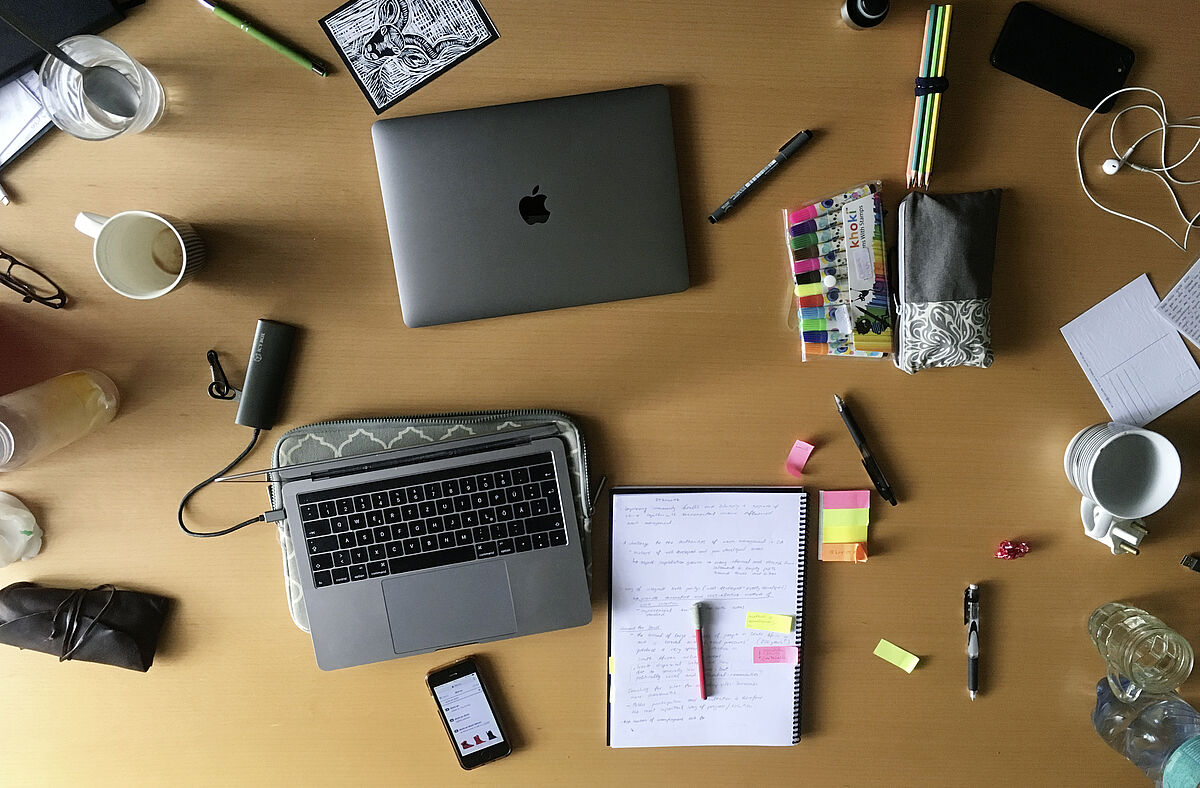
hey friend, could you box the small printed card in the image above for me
[320,0,499,113]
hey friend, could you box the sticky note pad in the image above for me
[821,543,867,562]
[746,612,793,633]
[874,639,919,673]
[823,490,870,509]
[753,645,799,664]
[786,440,815,478]
[822,507,869,527]
[822,524,868,543]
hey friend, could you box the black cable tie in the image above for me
[915,76,949,97]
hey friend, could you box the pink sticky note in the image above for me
[822,489,871,509]
[753,646,800,664]
[785,440,815,478]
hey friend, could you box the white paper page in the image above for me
[1061,274,1200,426]
[0,72,51,167]
[609,491,803,748]
[1156,257,1200,349]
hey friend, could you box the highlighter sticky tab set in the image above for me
[783,181,893,360]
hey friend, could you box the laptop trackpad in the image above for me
[382,562,518,654]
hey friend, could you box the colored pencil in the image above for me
[921,5,953,188]
[907,6,938,188]
[916,6,945,188]
[905,9,931,188]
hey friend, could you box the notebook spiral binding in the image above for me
[792,491,807,744]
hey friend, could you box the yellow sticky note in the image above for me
[823,507,869,527]
[608,656,615,674]
[874,639,919,673]
[746,611,793,633]
[821,543,868,563]
[823,524,869,543]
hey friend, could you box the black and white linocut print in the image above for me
[320,0,498,113]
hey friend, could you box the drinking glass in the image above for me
[37,35,165,140]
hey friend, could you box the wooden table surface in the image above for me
[3,0,1200,784]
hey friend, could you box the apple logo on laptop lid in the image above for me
[519,185,550,225]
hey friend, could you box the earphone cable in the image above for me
[1076,86,1200,250]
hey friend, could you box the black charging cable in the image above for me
[178,322,297,538]
[177,427,264,538]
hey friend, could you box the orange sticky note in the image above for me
[821,543,868,563]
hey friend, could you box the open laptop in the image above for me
[279,425,592,670]
[371,84,690,327]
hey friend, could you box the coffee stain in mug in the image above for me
[151,227,184,275]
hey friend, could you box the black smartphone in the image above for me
[990,2,1133,112]
[427,657,512,770]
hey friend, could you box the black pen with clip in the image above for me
[965,584,980,700]
[833,394,897,505]
[708,129,813,223]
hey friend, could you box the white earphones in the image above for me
[1076,87,1200,250]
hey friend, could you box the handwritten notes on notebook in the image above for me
[608,489,806,748]
[1156,256,1200,349]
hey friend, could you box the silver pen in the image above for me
[965,584,980,700]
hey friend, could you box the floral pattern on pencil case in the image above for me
[897,299,993,373]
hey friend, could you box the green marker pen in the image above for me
[196,0,328,77]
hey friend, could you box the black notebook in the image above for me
[0,0,143,86]
[607,487,808,747]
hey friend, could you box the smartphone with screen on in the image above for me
[990,2,1134,112]
[427,657,512,770]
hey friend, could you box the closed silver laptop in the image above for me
[281,426,592,670]
[371,84,690,327]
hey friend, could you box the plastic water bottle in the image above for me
[0,370,119,471]
[1093,677,1200,786]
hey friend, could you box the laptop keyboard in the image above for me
[296,452,568,589]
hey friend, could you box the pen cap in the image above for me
[841,0,889,29]
[235,319,297,431]
[691,603,702,629]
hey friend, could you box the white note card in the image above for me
[608,490,805,748]
[1061,274,1200,426]
[1156,256,1200,350]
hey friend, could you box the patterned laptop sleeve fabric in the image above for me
[895,189,1002,373]
[268,411,593,632]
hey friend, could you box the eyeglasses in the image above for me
[0,250,67,309]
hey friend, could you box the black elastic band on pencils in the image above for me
[915,76,949,96]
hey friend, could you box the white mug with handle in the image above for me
[74,210,206,299]
[1064,422,1181,554]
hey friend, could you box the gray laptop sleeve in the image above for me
[895,189,1003,373]
[268,410,594,632]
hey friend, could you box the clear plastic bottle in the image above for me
[0,370,120,471]
[1089,602,1194,702]
[1093,677,1200,787]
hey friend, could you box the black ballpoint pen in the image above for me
[965,584,980,700]
[708,129,813,223]
[833,394,897,505]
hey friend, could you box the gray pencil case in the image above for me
[894,189,1003,373]
[267,410,594,632]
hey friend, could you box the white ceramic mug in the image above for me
[74,210,206,299]
[1064,422,1181,549]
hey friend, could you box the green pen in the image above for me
[196,0,328,77]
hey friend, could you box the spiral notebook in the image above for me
[606,487,808,747]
